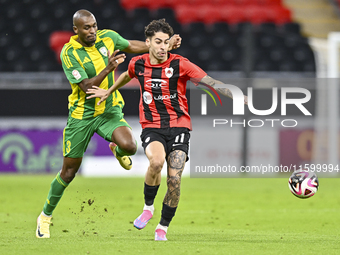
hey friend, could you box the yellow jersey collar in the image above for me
[69,34,100,49]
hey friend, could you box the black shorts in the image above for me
[141,127,190,161]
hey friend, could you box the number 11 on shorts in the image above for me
[175,133,185,143]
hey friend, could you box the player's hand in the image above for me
[244,95,248,105]
[86,86,109,105]
[169,34,181,50]
[106,49,126,72]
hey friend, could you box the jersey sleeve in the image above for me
[128,57,137,79]
[115,33,130,51]
[181,58,207,85]
[102,29,130,51]
[60,45,88,84]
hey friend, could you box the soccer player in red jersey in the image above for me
[87,19,247,241]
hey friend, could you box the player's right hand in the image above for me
[86,86,109,105]
[107,49,126,72]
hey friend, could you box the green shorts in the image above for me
[63,106,131,158]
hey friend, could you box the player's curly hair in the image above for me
[144,19,174,39]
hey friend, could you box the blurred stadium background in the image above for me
[1,0,340,176]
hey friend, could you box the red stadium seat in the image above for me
[139,0,161,10]
[266,6,291,24]
[146,0,175,9]
[156,0,183,8]
[175,5,199,24]
[120,0,142,10]
[147,1,165,10]
[256,0,282,5]
[220,5,246,25]
[120,0,163,10]
[244,5,270,24]
[210,0,234,4]
[185,0,205,4]
[49,31,74,64]
[124,0,291,26]
[233,0,258,5]
[187,0,232,4]
[196,5,222,24]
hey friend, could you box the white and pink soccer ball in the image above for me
[288,170,319,199]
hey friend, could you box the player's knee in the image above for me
[60,168,78,183]
[120,140,137,155]
[60,172,75,183]
[61,157,82,183]
[149,158,165,174]
[168,150,186,169]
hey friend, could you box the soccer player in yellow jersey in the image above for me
[36,9,181,238]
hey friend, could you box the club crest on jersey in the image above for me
[99,47,108,56]
[165,67,173,78]
[143,91,153,104]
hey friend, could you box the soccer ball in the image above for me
[288,170,319,199]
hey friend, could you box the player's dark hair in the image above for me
[144,19,174,39]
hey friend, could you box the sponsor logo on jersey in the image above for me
[146,79,167,89]
[72,69,81,80]
[143,91,153,104]
[154,93,177,101]
[165,67,174,78]
[99,47,108,56]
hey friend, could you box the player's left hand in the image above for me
[169,34,181,50]
[86,86,109,105]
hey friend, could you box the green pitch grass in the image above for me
[0,175,339,255]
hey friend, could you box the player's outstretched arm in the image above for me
[123,40,149,54]
[123,35,181,54]
[78,50,125,93]
[86,71,132,105]
[199,75,248,104]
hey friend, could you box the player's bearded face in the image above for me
[74,16,97,47]
[148,32,170,63]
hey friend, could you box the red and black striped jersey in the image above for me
[128,53,207,130]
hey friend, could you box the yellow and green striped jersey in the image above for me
[60,29,129,120]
